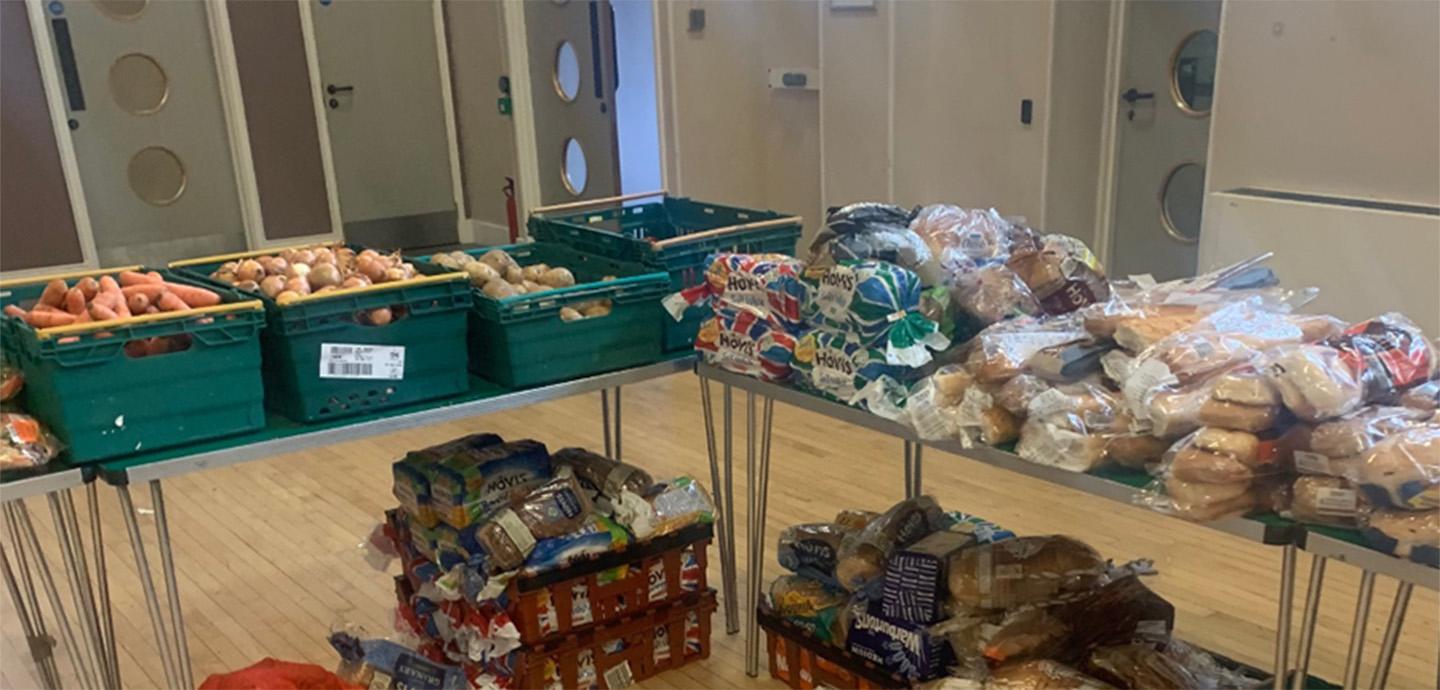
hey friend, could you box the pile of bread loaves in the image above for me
[766,496,1259,688]
[905,260,1439,563]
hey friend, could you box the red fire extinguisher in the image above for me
[504,177,519,243]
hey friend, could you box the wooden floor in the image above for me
[2,373,1437,689]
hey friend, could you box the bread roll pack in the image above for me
[1357,425,1440,511]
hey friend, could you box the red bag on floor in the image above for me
[200,658,362,690]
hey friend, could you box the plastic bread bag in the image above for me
[1400,379,1440,412]
[1016,382,1130,472]
[835,508,881,531]
[1329,313,1439,401]
[954,263,1040,325]
[646,475,716,538]
[1103,433,1172,470]
[1157,638,1265,690]
[1137,299,1345,387]
[522,515,629,575]
[1285,475,1365,528]
[801,260,950,366]
[777,523,853,585]
[986,660,1116,690]
[693,310,797,382]
[1306,406,1430,462]
[995,373,1054,416]
[1016,419,1109,473]
[1357,424,1440,510]
[769,575,851,644]
[0,413,63,471]
[1360,508,1440,565]
[807,202,929,271]
[1141,470,1291,523]
[470,474,593,573]
[661,252,806,331]
[905,369,1020,446]
[908,205,1024,285]
[947,536,1106,611]
[1081,253,1290,342]
[791,327,915,420]
[834,496,948,592]
[966,314,1090,385]
[550,447,653,508]
[1084,644,1199,690]
[1027,338,1117,384]
[1005,234,1110,317]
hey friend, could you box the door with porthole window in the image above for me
[524,0,620,204]
[1108,0,1220,281]
[43,0,248,267]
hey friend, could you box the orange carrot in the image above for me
[91,291,120,311]
[64,288,86,315]
[3,305,25,319]
[26,311,76,327]
[120,283,167,300]
[39,279,68,307]
[145,305,159,314]
[162,282,221,308]
[147,271,164,283]
[90,304,118,321]
[76,277,100,300]
[32,304,64,314]
[127,293,150,314]
[98,275,121,294]
[156,292,189,312]
[119,270,162,287]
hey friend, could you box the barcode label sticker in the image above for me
[1315,487,1358,516]
[319,343,404,380]
[603,661,634,689]
[1294,451,1332,475]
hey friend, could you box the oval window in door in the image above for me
[554,41,581,102]
[1160,162,1204,244]
[95,0,147,21]
[562,137,588,196]
[109,53,168,115]
[1170,29,1218,115]
[128,146,187,206]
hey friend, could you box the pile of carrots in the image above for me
[3,270,222,329]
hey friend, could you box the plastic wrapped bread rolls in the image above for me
[947,536,1105,611]
[1358,425,1440,510]
[1309,406,1428,459]
[1288,476,1363,527]
[1266,344,1365,422]
[834,496,948,592]
[1361,509,1440,566]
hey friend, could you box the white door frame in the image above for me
[6,0,100,279]
[293,0,466,242]
[1091,0,1126,269]
[501,0,543,223]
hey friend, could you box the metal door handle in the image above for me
[1121,88,1154,104]
[326,84,354,95]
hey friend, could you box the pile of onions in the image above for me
[210,246,417,323]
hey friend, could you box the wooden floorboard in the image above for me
[2,373,1436,689]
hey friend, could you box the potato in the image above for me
[449,250,474,266]
[503,266,524,284]
[479,249,517,273]
[522,280,546,294]
[434,254,459,270]
[559,307,583,322]
[482,280,518,299]
[540,267,576,288]
[465,261,499,287]
[521,264,550,283]
[581,301,612,318]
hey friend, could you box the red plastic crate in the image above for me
[759,605,911,690]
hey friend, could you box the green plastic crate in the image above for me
[170,249,472,422]
[529,195,802,351]
[0,269,266,463]
[414,243,669,389]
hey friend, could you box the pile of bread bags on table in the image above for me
[678,202,1440,565]
[360,433,716,689]
[669,203,1106,422]
[768,496,1260,688]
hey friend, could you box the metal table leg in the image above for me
[4,505,62,689]
[601,389,613,457]
[46,492,107,687]
[903,441,914,499]
[86,483,121,688]
[1290,555,1326,690]
[2,539,61,689]
[117,483,182,690]
[8,501,97,689]
[151,481,195,689]
[700,376,739,634]
[1342,570,1377,689]
[722,384,738,632]
[912,443,924,497]
[1273,543,1297,690]
[745,394,774,677]
[1369,581,1412,690]
[612,387,623,461]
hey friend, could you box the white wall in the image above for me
[1205,0,1439,204]
[445,0,518,244]
[613,0,662,196]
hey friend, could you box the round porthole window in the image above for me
[1170,29,1218,116]
[554,41,580,102]
[95,0,147,21]
[109,53,168,115]
[1160,162,1204,244]
[128,146,187,206]
[562,138,588,196]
